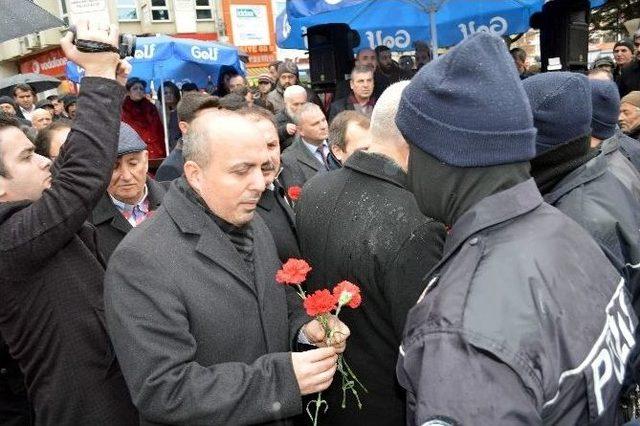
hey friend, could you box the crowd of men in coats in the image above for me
[5,20,640,426]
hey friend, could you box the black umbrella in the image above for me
[0,0,65,44]
[0,73,60,96]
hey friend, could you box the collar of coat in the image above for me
[442,178,543,262]
[543,151,609,205]
[343,150,406,188]
[92,178,166,228]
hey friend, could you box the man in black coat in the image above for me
[328,65,376,122]
[295,81,445,426]
[617,33,640,97]
[396,32,637,425]
[155,92,218,182]
[105,109,350,425]
[238,107,300,262]
[90,122,167,262]
[0,24,138,425]
[524,72,640,308]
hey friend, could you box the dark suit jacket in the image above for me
[0,78,138,426]
[89,179,167,262]
[256,183,300,262]
[279,136,325,190]
[155,141,184,182]
[104,178,310,425]
[295,151,446,426]
[328,96,355,123]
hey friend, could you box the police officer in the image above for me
[395,32,638,425]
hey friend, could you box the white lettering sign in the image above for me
[134,44,156,59]
[458,16,508,39]
[191,45,219,61]
[365,29,411,50]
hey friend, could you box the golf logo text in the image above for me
[458,16,508,39]
[134,44,156,59]
[191,46,219,61]
[365,29,411,50]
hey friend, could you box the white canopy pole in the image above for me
[429,5,439,59]
[160,79,169,157]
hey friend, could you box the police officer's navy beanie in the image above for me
[522,72,592,154]
[590,79,620,141]
[394,32,537,167]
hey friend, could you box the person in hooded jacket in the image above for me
[589,78,640,201]
[395,32,638,425]
[524,72,640,311]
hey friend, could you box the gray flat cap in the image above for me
[118,122,148,156]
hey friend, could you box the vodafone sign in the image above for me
[19,48,67,77]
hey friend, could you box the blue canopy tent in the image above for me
[276,0,607,55]
[66,35,245,154]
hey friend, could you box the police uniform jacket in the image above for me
[398,178,638,425]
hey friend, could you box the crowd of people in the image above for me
[5,19,640,426]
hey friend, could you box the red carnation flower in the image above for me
[276,258,312,285]
[304,289,337,317]
[333,281,362,309]
[287,186,302,201]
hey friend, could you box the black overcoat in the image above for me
[295,151,445,426]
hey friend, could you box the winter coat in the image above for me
[155,141,184,182]
[89,178,167,262]
[327,96,355,123]
[544,153,640,307]
[601,133,640,201]
[256,183,300,263]
[0,335,31,426]
[121,97,166,159]
[296,151,445,426]
[617,60,640,98]
[0,78,138,426]
[275,110,296,151]
[279,136,326,189]
[398,178,637,425]
[616,131,640,172]
[104,178,309,426]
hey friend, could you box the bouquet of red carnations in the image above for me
[276,258,367,425]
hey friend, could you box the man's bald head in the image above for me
[31,108,53,130]
[183,109,270,227]
[371,81,409,146]
[184,109,263,168]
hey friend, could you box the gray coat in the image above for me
[104,179,310,426]
[279,136,325,190]
[398,179,637,425]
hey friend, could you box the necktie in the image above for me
[316,145,329,170]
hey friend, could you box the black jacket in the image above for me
[279,136,326,189]
[0,335,31,426]
[617,60,640,98]
[327,96,355,123]
[601,133,640,202]
[544,153,640,308]
[398,178,637,425]
[89,178,167,262]
[256,183,300,262]
[0,78,138,425]
[275,110,296,151]
[155,140,184,182]
[296,151,445,426]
